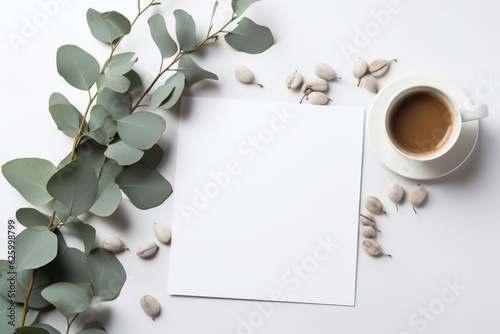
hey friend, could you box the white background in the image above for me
[1,0,499,333]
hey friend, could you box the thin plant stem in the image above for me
[20,269,37,327]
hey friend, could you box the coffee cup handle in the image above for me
[461,104,489,122]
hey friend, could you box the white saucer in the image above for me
[366,74,479,180]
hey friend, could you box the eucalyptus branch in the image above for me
[20,269,37,327]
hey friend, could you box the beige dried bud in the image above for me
[409,184,427,214]
[306,91,331,105]
[368,58,397,77]
[302,77,328,94]
[136,241,159,258]
[314,62,340,81]
[286,70,303,89]
[388,184,405,211]
[364,196,386,214]
[352,58,368,80]
[360,74,379,93]
[153,222,172,244]
[359,213,380,232]
[362,225,377,238]
[362,238,391,257]
[234,65,263,87]
[102,237,128,253]
[140,295,161,320]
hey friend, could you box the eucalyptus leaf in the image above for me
[107,52,137,76]
[148,13,178,58]
[150,72,185,109]
[43,247,90,284]
[1,158,56,206]
[208,1,219,33]
[140,144,164,169]
[224,17,274,54]
[87,248,126,300]
[116,162,173,209]
[104,139,144,166]
[41,282,95,318]
[65,218,96,255]
[27,324,61,334]
[174,9,197,51]
[16,208,51,228]
[48,92,72,108]
[14,328,50,334]
[83,143,107,177]
[0,297,38,333]
[47,157,99,217]
[231,0,260,16]
[116,112,166,150]
[16,226,57,272]
[124,70,143,91]
[55,229,68,254]
[49,102,85,138]
[101,161,124,179]
[52,200,70,224]
[89,173,122,218]
[87,105,117,145]
[177,55,218,86]
[56,45,100,90]
[86,8,131,44]
[95,89,131,120]
[97,73,131,93]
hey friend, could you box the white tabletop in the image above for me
[1,0,499,333]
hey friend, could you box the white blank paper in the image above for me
[168,97,364,306]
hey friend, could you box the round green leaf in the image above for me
[107,52,137,76]
[124,70,143,92]
[140,144,164,169]
[47,157,99,217]
[16,227,57,272]
[148,13,178,58]
[174,9,197,51]
[231,0,260,16]
[2,158,56,206]
[97,73,131,93]
[87,105,117,145]
[95,89,131,120]
[56,45,100,90]
[43,247,90,284]
[64,218,96,255]
[86,8,131,44]
[177,55,218,86]
[41,282,95,318]
[104,139,144,166]
[116,162,173,209]
[87,248,126,300]
[16,208,51,228]
[89,173,122,217]
[224,17,274,54]
[26,324,61,334]
[117,112,166,150]
[49,103,84,138]
[150,72,185,109]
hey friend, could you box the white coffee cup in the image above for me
[384,85,489,162]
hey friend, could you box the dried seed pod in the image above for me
[306,91,331,105]
[409,184,427,214]
[368,58,397,77]
[364,196,386,214]
[136,241,159,258]
[153,222,172,244]
[352,58,368,80]
[362,225,377,238]
[314,62,341,81]
[286,70,303,89]
[102,236,128,253]
[359,213,380,232]
[360,74,379,93]
[234,65,263,87]
[302,77,328,94]
[140,295,161,320]
[388,184,405,211]
[362,238,391,257]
